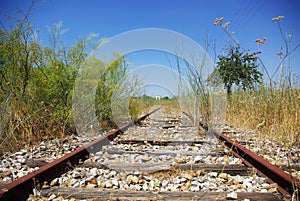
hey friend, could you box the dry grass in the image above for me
[0,96,73,154]
[226,88,300,146]
[161,99,181,113]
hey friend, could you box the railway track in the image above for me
[0,106,299,200]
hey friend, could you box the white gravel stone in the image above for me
[229,158,240,165]
[149,180,155,190]
[135,185,142,191]
[234,175,244,183]
[108,170,117,177]
[50,178,59,186]
[111,179,119,187]
[161,180,168,187]
[90,167,98,176]
[16,172,25,178]
[142,183,148,191]
[79,179,86,186]
[207,172,218,178]
[86,183,97,188]
[70,178,77,186]
[48,194,57,200]
[3,177,12,183]
[193,155,202,163]
[190,185,200,192]
[33,188,41,196]
[173,177,181,184]
[226,191,238,199]
[72,171,81,179]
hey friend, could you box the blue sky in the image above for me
[1,0,300,96]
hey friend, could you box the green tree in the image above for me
[209,46,262,95]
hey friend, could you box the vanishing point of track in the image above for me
[0,107,299,200]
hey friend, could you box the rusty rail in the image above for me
[212,130,300,199]
[175,114,299,199]
[194,115,300,199]
[0,108,160,201]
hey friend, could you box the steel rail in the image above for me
[178,114,299,199]
[212,130,300,199]
[0,108,160,201]
[196,117,300,199]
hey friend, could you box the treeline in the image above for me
[0,12,139,152]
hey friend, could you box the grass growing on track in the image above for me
[226,88,300,146]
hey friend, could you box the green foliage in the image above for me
[209,46,262,95]
[0,11,44,151]
[0,8,140,152]
[0,16,38,98]
[95,57,128,129]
